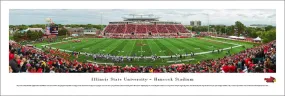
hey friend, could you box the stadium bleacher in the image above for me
[126,24,136,34]
[104,24,189,38]
[103,15,190,38]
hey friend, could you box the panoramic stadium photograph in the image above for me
[9,9,276,73]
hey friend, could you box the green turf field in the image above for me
[34,37,258,66]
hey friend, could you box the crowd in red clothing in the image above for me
[9,38,276,73]
[104,24,188,34]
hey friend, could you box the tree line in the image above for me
[12,30,44,42]
[185,21,275,43]
[9,24,106,31]
[12,28,69,42]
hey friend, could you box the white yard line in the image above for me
[128,40,136,56]
[108,40,125,55]
[146,41,154,56]
[38,38,242,59]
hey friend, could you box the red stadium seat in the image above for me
[104,24,189,38]
[146,25,158,34]
[175,24,188,33]
[165,25,179,33]
[126,24,136,34]
[157,25,169,33]
[136,25,147,34]
[104,24,118,33]
[115,24,126,33]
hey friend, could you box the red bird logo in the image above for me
[264,76,276,83]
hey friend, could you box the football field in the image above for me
[34,37,257,66]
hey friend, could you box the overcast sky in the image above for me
[9,9,276,26]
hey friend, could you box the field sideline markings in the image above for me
[175,39,206,52]
[172,39,198,51]
[81,39,104,53]
[153,39,174,55]
[65,38,96,50]
[119,40,133,56]
[152,40,166,56]
[193,39,225,49]
[104,39,123,54]
[158,39,180,54]
[109,40,126,56]
[128,40,136,56]
[41,38,84,48]
[142,40,152,56]
[165,39,194,53]
[38,37,242,59]
[90,39,114,53]
[86,39,105,53]
[74,39,102,52]
[191,39,226,54]
[175,38,209,52]
[147,40,164,56]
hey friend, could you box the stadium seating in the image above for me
[146,25,158,34]
[126,24,136,34]
[115,24,126,33]
[157,25,169,33]
[104,24,189,38]
[175,24,188,33]
[136,25,147,34]
[104,25,118,33]
[165,25,178,33]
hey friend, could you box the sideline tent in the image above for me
[71,34,79,37]
[229,36,238,39]
[238,36,245,40]
[229,36,246,40]
[253,37,262,41]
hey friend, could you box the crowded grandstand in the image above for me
[103,14,191,38]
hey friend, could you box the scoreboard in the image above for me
[50,26,59,35]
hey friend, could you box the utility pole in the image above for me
[65,26,67,38]
[100,12,103,35]
[101,13,102,27]
[225,26,227,34]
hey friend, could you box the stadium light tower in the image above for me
[225,26,227,34]
[201,13,210,32]
[148,14,154,17]
[101,12,102,25]
[100,12,103,31]
[206,13,210,32]
[45,18,52,38]
[269,18,272,26]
